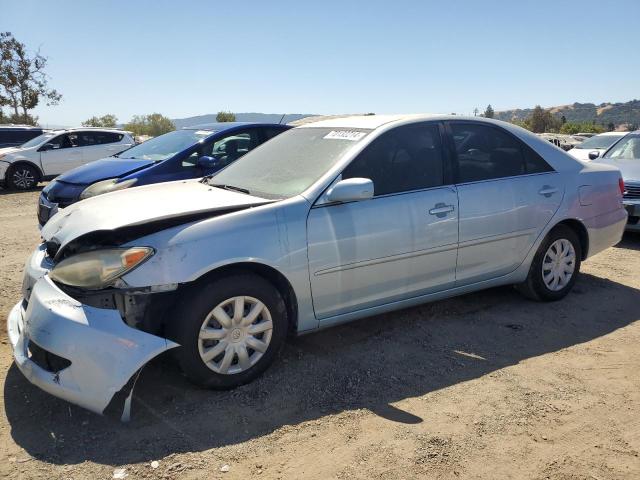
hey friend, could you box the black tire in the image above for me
[6,163,40,190]
[167,273,288,389]
[517,225,582,302]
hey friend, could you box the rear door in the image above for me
[77,131,128,164]
[447,121,563,285]
[307,122,459,320]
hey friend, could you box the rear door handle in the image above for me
[429,204,455,216]
[538,186,558,197]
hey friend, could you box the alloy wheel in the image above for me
[12,168,36,189]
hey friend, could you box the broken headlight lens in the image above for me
[79,178,137,200]
[49,247,154,289]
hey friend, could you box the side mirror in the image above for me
[326,178,374,203]
[588,151,600,160]
[39,143,57,152]
[197,155,220,169]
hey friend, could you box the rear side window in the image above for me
[451,123,552,183]
[78,131,124,146]
[342,123,445,196]
[262,127,287,141]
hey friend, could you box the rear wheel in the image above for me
[168,274,288,389]
[517,225,582,301]
[7,164,39,190]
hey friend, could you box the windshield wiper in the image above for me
[208,183,251,195]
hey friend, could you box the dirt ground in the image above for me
[0,187,639,480]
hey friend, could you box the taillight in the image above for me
[619,177,625,196]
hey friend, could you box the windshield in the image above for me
[208,127,371,199]
[20,132,56,149]
[117,129,214,161]
[574,134,623,150]
[603,134,640,160]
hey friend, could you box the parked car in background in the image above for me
[8,114,627,419]
[593,131,640,231]
[37,123,291,226]
[0,128,134,190]
[0,125,45,148]
[567,131,627,161]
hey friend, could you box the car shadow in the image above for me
[4,272,640,466]
[615,232,640,251]
[0,185,43,195]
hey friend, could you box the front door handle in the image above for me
[538,186,558,197]
[429,204,455,216]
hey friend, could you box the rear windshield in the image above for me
[117,129,214,161]
[603,134,640,160]
[207,127,370,199]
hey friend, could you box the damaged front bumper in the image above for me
[7,246,178,420]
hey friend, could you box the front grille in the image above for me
[27,340,71,373]
[623,182,640,199]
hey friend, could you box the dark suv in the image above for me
[0,125,45,148]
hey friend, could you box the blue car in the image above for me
[38,122,290,225]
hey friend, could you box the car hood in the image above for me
[41,179,271,249]
[57,157,156,184]
[0,146,20,157]
[595,157,640,182]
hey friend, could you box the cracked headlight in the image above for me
[79,178,137,200]
[49,247,154,289]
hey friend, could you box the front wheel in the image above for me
[517,225,582,301]
[6,164,39,190]
[168,274,288,389]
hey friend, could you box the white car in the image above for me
[567,132,626,162]
[0,128,135,189]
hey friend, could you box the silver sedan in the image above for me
[8,114,628,419]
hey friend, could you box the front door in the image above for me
[39,133,83,176]
[307,122,459,320]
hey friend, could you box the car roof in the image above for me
[183,122,290,132]
[597,131,627,136]
[0,125,44,130]
[296,113,508,130]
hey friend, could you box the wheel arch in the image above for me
[551,218,589,260]
[5,160,44,182]
[188,262,299,334]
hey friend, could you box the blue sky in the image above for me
[3,0,639,126]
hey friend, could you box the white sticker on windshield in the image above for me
[323,130,366,141]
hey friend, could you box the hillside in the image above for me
[171,112,314,128]
[495,100,640,126]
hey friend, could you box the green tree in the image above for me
[216,111,236,122]
[559,122,605,135]
[82,114,118,128]
[124,113,175,137]
[607,122,615,132]
[0,32,61,125]
[525,105,561,133]
[483,104,494,118]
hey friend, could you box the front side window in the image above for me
[182,130,259,168]
[342,123,445,196]
[603,134,640,159]
[451,123,551,183]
